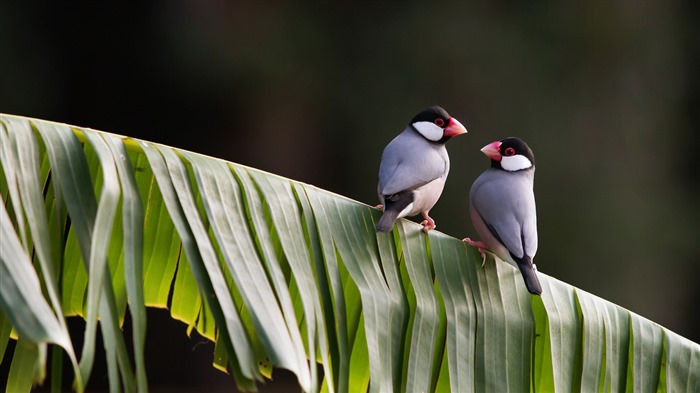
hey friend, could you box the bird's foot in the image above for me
[463,237,488,267]
[375,204,384,211]
[420,212,436,233]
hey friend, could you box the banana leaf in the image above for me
[1,114,698,393]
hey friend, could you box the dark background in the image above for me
[1,1,698,391]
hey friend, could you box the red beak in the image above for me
[443,117,468,137]
[480,141,502,161]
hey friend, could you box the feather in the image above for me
[376,190,413,232]
[378,127,449,196]
[515,256,542,295]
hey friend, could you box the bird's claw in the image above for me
[463,237,488,267]
[420,220,436,233]
[375,204,384,211]
[420,212,436,233]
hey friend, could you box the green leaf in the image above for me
[104,135,148,391]
[663,329,700,391]
[1,114,698,393]
[432,232,477,392]
[0,203,69,349]
[626,311,664,392]
[306,185,405,393]
[78,130,135,391]
[142,142,261,386]
[532,276,581,392]
[139,158,181,308]
[302,185,354,393]
[0,119,83,390]
[6,339,41,393]
[247,168,326,392]
[183,152,309,388]
[397,221,442,393]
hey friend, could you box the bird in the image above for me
[465,137,542,295]
[375,106,467,233]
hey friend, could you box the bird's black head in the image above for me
[481,137,535,171]
[410,106,451,126]
[500,137,535,166]
[409,106,467,143]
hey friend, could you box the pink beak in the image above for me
[480,141,502,161]
[443,117,468,137]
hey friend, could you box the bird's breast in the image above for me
[409,176,447,215]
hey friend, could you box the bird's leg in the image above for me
[463,237,488,267]
[375,204,384,211]
[420,212,436,233]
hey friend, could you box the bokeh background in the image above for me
[1,1,698,391]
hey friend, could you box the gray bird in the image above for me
[376,106,467,233]
[465,137,542,295]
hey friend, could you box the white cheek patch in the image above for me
[501,155,532,171]
[412,121,443,142]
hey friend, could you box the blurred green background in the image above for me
[1,1,698,391]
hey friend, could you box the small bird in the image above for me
[465,137,542,295]
[376,106,467,233]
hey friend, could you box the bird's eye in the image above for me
[504,147,516,156]
[434,118,445,127]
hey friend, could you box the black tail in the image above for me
[376,190,414,232]
[516,257,542,295]
[376,209,400,232]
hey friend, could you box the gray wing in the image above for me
[378,129,448,196]
[470,169,537,258]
